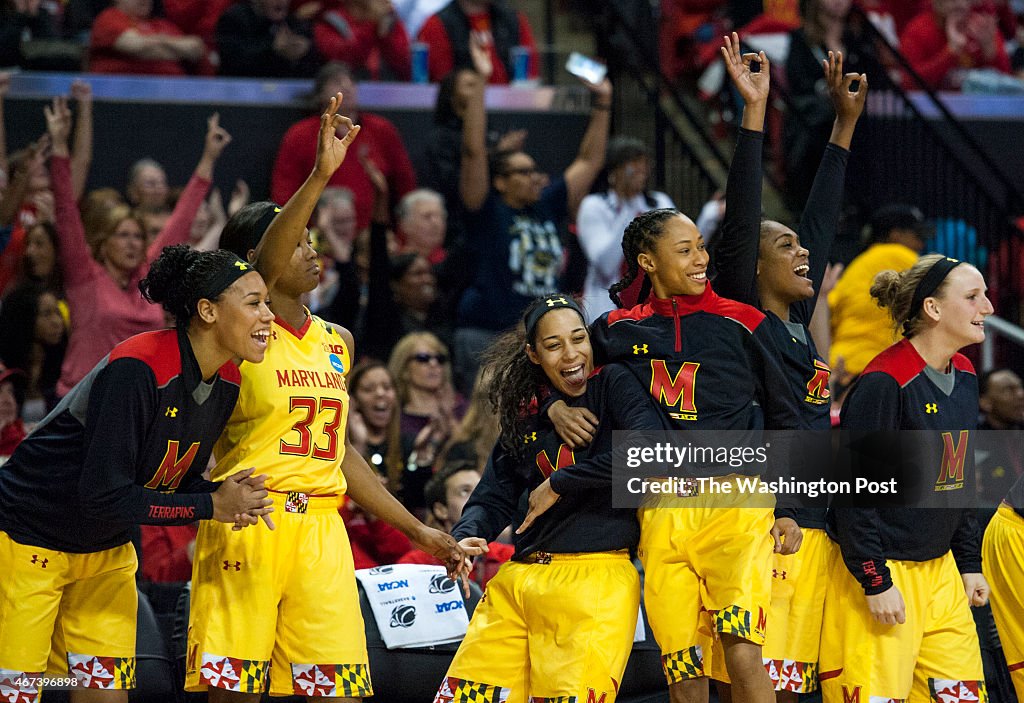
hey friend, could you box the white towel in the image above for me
[355,564,470,649]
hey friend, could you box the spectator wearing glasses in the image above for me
[388,332,466,511]
[453,38,612,393]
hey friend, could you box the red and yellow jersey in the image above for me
[212,313,352,495]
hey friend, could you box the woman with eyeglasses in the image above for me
[387,331,466,511]
[451,38,613,394]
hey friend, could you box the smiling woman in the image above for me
[432,294,668,703]
[41,93,232,397]
[0,245,276,701]
[822,254,994,703]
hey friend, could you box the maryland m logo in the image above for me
[936,430,969,491]
[650,360,699,420]
[536,443,574,478]
[804,359,831,404]
[842,685,861,703]
[144,440,201,491]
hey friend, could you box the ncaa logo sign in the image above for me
[369,566,394,575]
[390,604,416,628]
[329,353,346,374]
[429,573,457,594]
[377,579,409,592]
[435,600,464,614]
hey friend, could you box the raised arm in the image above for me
[792,52,867,324]
[69,81,93,202]
[147,113,231,261]
[563,77,613,215]
[46,96,97,290]
[254,93,360,289]
[709,33,769,306]
[458,37,492,212]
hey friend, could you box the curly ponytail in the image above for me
[869,253,947,338]
[608,208,681,308]
[141,245,254,328]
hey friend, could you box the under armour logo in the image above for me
[233,260,249,271]
[925,403,938,414]
[772,569,787,580]
[165,407,178,417]
[523,432,537,444]
[633,344,648,355]
[222,560,241,571]
[31,554,49,568]
[545,297,568,307]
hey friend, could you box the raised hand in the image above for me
[469,34,493,80]
[203,113,232,162]
[43,96,72,155]
[69,79,92,104]
[824,51,867,125]
[315,92,361,179]
[721,32,770,106]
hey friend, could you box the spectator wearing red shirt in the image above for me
[417,0,539,84]
[271,61,417,231]
[140,523,197,582]
[398,461,513,587]
[900,0,1011,89]
[163,0,235,47]
[89,0,207,75]
[315,0,413,80]
[341,497,414,570]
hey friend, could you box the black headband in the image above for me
[904,257,963,336]
[196,256,257,301]
[254,204,283,245]
[525,295,585,342]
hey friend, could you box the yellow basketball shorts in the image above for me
[638,480,774,685]
[819,547,986,703]
[709,527,832,692]
[982,503,1024,702]
[433,551,640,703]
[0,531,137,700]
[186,492,371,697]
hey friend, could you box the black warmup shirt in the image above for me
[828,339,982,594]
[711,129,851,527]
[452,364,668,560]
[591,285,802,438]
[0,329,241,553]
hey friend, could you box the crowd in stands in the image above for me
[1,3,1023,686]
[0,0,540,82]
[661,0,1024,88]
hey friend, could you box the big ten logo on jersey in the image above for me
[536,443,574,478]
[804,359,831,405]
[935,430,969,492]
[650,360,699,421]
[144,440,201,491]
